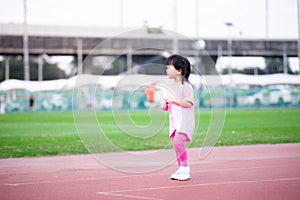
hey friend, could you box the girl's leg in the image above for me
[170,132,180,166]
[171,131,189,167]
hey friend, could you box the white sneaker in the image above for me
[170,166,190,181]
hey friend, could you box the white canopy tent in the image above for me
[220,74,300,87]
[0,73,299,92]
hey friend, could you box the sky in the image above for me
[0,0,299,73]
[0,0,298,39]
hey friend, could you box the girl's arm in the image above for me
[165,97,193,108]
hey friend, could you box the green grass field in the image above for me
[0,109,300,158]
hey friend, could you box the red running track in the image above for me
[1,143,300,200]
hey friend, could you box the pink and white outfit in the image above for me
[162,82,195,167]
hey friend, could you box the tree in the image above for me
[264,57,294,74]
[0,56,66,82]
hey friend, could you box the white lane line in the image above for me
[3,164,300,187]
[96,177,300,195]
[97,192,164,200]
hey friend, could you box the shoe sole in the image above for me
[178,177,190,181]
[170,176,190,181]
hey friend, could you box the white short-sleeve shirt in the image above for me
[163,82,195,140]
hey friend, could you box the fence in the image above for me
[0,86,300,113]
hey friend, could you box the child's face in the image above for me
[166,65,181,79]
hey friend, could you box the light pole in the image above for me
[298,0,300,74]
[195,0,199,38]
[37,54,52,81]
[119,0,124,27]
[192,39,205,88]
[23,0,30,81]
[224,22,234,86]
[172,0,178,53]
[77,38,83,75]
[265,0,269,38]
[5,57,9,80]
[192,39,206,73]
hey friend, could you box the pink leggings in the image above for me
[170,131,190,167]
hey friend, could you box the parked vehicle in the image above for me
[245,86,292,106]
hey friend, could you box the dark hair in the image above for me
[166,54,191,84]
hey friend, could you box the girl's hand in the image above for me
[161,99,169,110]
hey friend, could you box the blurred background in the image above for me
[0,0,299,112]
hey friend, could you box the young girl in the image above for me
[161,54,195,181]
